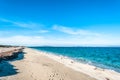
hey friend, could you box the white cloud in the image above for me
[0,36,45,46]
[38,30,49,33]
[0,21,120,46]
[13,22,44,28]
[53,25,100,36]
[0,18,44,28]
[0,35,120,46]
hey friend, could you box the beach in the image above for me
[1,0,120,80]
[0,48,120,80]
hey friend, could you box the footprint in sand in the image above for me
[49,73,55,80]
[105,77,110,80]
[53,74,55,77]
[49,72,65,80]
[56,73,58,75]
[34,79,39,80]
[31,75,33,78]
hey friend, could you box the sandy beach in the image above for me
[0,48,96,80]
[1,0,120,80]
[0,48,120,80]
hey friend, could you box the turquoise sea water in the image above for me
[31,47,120,72]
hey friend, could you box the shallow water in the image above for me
[31,47,120,72]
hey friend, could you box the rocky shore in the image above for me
[0,47,24,62]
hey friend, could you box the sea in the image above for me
[31,47,120,73]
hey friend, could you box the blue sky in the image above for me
[0,0,120,46]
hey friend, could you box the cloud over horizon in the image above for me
[0,18,120,46]
[0,34,119,46]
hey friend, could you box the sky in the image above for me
[0,0,120,46]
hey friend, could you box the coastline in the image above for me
[0,48,96,80]
[31,48,120,80]
[0,47,24,61]
[0,48,120,80]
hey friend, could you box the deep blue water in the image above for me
[31,47,120,72]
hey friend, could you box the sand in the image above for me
[40,49,120,80]
[0,48,120,80]
[0,48,97,80]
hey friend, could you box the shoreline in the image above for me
[0,48,120,80]
[34,49,119,72]
[31,48,120,80]
[0,48,96,80]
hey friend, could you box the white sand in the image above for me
[0,48,96,80]
[31,48,120,80]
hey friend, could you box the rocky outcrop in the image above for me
[0,47,24,62]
